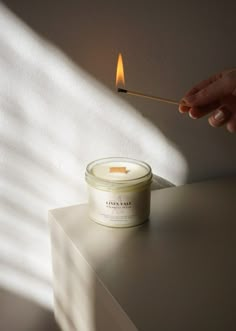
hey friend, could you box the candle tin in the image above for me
[85,157,152,228]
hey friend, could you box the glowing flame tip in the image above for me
[116,53,125,87]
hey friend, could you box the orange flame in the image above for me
[116,53,125,87]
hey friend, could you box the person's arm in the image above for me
[179,70,236,133]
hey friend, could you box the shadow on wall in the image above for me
[0,3,187,308]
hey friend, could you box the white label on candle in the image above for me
[88,186,150,227]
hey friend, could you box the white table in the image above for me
[49,177,236,331]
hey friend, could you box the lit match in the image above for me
[116,53,180,106]
[117,87,179,105]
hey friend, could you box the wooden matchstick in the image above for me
[118,88,179,105]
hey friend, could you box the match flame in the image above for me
[116,53,125,87]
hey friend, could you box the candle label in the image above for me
[88,186,150,227]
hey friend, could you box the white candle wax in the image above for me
[85,157,152,228]
[91,160,150,181]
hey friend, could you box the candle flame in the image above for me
[116,53,125,87]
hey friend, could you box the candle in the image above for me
[85,157,152,228]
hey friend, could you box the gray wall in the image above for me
[3,0,236,183]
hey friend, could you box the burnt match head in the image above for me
[117,88,127,93]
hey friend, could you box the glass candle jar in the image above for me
[85,157,152,228]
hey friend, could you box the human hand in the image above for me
[179,69,236,133]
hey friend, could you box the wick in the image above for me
[117,88,127,93]
[109,167,128,173]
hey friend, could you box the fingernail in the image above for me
[214,110,225,121]
[208,117,214,127]
[179,102,191,113]
[178,106,185,113]
[189,110,197,119]
[227,123,236,133]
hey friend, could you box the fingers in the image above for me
[208,105,232,128]
[178,70,236,132]
[178,74,222,113]
[183,77,227,107]
[179,101,220,116]
[179,102,234,132]
[178,78,217,112]
[226,112,236,133]
[182,71,236,107]
[179,103,190,113]
[188,102,220,119]
[184,72,223,98]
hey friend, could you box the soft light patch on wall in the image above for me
[0,3,187,308]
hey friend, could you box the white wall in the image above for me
[1,0,236,309]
